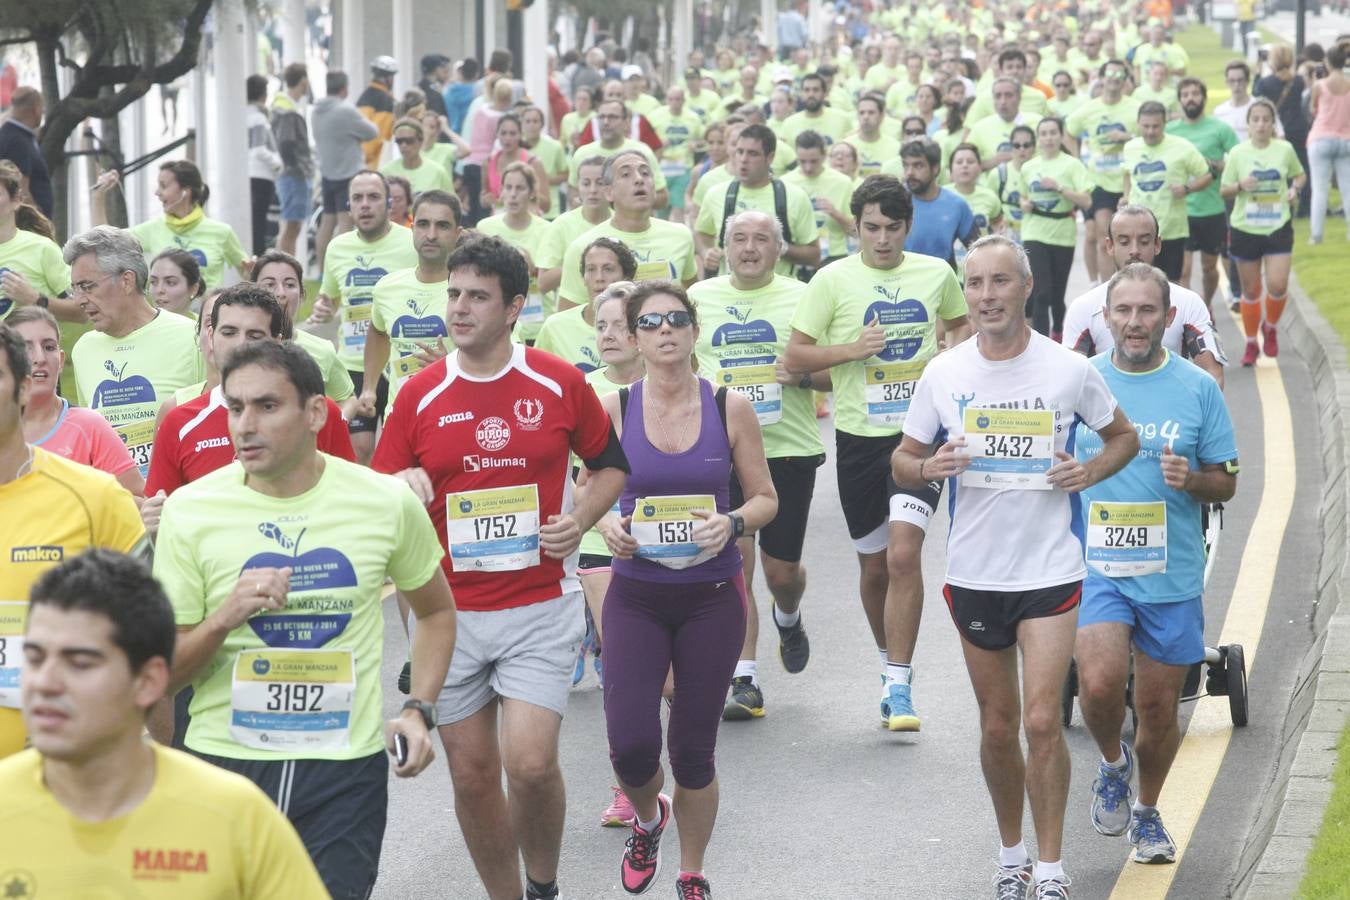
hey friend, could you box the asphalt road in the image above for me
[370,261,1320,899]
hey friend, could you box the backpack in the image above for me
[717,178,793,247]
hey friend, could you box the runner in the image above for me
[1120,101,1211,283]
[360,189,458,409]
[481,114,554,216]
[948,143,1005,273]
[0,161,76,323]
[536,155,611,296]
[782,130,857,272]
[1062,205,1227,387]
[0,323,147,758]
[65,226,202,477]
[1220,98,1307,367]
[381,116,456,196]
[594,281,776,900]
[146,284,356,501]
[93,161,251,291]
[10,306,141,495]
[148,248,207,317]
[784,174,970,731]
[371,235,630,900]
[154,338,456,899]
[650,85,705,226]
[537,236,637,371]
[847,93,901,177]
[1072,263,1238,866]
[520,105,570,222]
[965,78,1043,174]
[689,210,828,720]
[966,50,1049,127]
[570,99,671,210]
[888,136,979,268]
[558,150,699,310]
[892,234,1139,899]
[780,73,854,147]
[310,169,418,463]
[1,549,329,898]
[476,163,553,345]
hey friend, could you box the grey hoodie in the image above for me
[312,95,379,181]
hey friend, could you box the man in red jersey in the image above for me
[146,285,355,505]
[372,234,627,900]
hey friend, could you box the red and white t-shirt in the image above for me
[146,386,356,496]
[372,344,612,612]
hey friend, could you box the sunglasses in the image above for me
[903,129,925,137]
[394,136,418,145]
[635,310,694,330]
[1011,141,1034,149]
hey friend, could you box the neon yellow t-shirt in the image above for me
[693,163,735,207]
[0,744,328,898]
[1066,96,1142,192]
[474,213,553,342]
[380,155,455,195]
[71,309,202,475]
[423,141,458,178]
[578,366,632,558]
[294,327,356,402]
[1122,134,1209,240]
[1222,138,1306,236]
[319,224,419,371]
[694,179,818,278]
[369,267,449,402]
[536,207,610,271]
[130,215,245,291]
[966,114,1043,168]
[849,133,901,177]
[790,252,967,437]
[153,456,444,761]
[531,133,570,221]
[568,139,669,193]
[691,274,825,458]
[782,167,857,261]
[650,107,706,172]
[535,304,602,372]
[0,448,146,757]
[1131,83,1181,119]
[558,217,698,307]
[966,86,1050,125]
[559,111,592,150]
[781,108,856,146]
[0,230,70,322]
[1013,153,1093,246]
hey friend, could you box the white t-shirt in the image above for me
[1214,97,1281,143]
[1061,280,1226,365]
[903,330,1119,591]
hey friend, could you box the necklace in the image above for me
[650,379,698,453]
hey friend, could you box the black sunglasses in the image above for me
[903,129,925,136]
[1011,141,1034,149]
[394,136,419,145]
[636,310,694,330]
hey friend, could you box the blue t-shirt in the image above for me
[1075,352,1237,603]
[905,187,977,266]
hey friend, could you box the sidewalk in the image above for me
[1262,8,1350,44]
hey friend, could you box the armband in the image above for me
[582,422,632,474]
[1223,459,1240,475]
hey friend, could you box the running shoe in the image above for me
[1261,321,1279,358]
[397,659,411,695]
[594,651,604,689]
[1229,296,1241,313]
[602,785,637,828]
[1241,340,1259,367]
[1129,808,1177,864]
[1033,874,1071,899]
[992,862,1033,900]
[1090,742,1135,836]
[573,625,595,687]
[675,874,713,899]
[880,681,921,732]
[722,676,764,720]
[776,614,810,674]
[525,882,559,900]
[620,793,671,894]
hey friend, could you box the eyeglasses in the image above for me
[1011,142,1033,149]
[1054,82,1072,89]
[394,136,419,145]
[635,310,694,330]
[903,129,925,137]
[71,275,114,296]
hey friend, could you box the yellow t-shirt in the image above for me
[0,449,147,756]
[0,743,328,898]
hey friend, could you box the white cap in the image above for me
[371,55,399,74]
[621,64,645,80]
[772,67,794,83]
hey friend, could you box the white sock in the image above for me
[999,841,1029,867]
[885,663,912,685]
[772,605,800,629]
[1133,800,1157,815]
[637,809,662,833]
[1102,740,1129,769]
[733,660,757,682]
[1034,859,1065,882]
[878,648,888,670]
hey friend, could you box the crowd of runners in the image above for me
[3,0,1344,896]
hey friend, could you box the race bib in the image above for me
[342,301,372,350]
[0,602,26,710]
[1086,501,1167,576]
[864,360,926,428]
[1244,200,1282,229]
[230,648,355,751]
[520,281,545,326]
[631,494,719,570]
[392,352,427,383]
[446,484,541,572]
[1094,150,1123,173]
[634,260,677,282]
[716,364,782,425]
[961,407,1055,490]
[117,420,156,476]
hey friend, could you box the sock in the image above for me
[732,659,757,682]
[1102,746,1127,770]
[678,870,705,881]
[525,876,557,899]
[1265,293,1287,326]
[1133,800,1158,815]
[999,841,1030,867]
[885,662,913,685]
[772,605,800,629]
[637,810,662,833]
[878,648,888,670]
[1240,296,1263,338]
[1034,859,1065,882]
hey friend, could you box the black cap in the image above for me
[422,53,451,73]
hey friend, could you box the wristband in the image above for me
[798,372,812,390]
[36,295,49,309]
[728,511,745,538]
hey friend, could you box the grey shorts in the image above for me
[421,591,586,724]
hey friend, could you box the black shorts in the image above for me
[578,552,612,572]
[1186,213,1228,256]
[835,431,943,547]
[1089,187,1123,217]
[942,581,1082,651]
[193,750,388,900]
[730,453,826,563]
[1154,238,1186,282]
[348,369,388,434]
[321,175,353,214]
[1229,221,1294,260]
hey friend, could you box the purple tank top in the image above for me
[612,378,742,582]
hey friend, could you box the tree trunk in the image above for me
[98,84,127,228]
[35,36,68,241]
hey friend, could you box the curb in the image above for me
[1234,271,1350,898]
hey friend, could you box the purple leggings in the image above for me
[602,570,748,791]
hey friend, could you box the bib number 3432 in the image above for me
[961,407,1055,490]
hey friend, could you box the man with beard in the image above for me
[886,138,978,269]
[780,73,854,147]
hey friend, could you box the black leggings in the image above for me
[1025,241,1076,336]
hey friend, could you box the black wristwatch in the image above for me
[728,511,745,538]
[401,698,437,730]
[36,295,49,309]
[798,372,813,390]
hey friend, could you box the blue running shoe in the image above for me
[1129,808,1176,864]
[881,681,920,732]
[1089,742,1135,836]
[573,626,595,687]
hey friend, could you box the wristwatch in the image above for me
[36,295,49,309]
[401,698,438,730]
[728,511,745,538]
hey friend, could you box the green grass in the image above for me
[1300,721,1350,898]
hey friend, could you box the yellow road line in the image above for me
[1108,324,1297,897]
